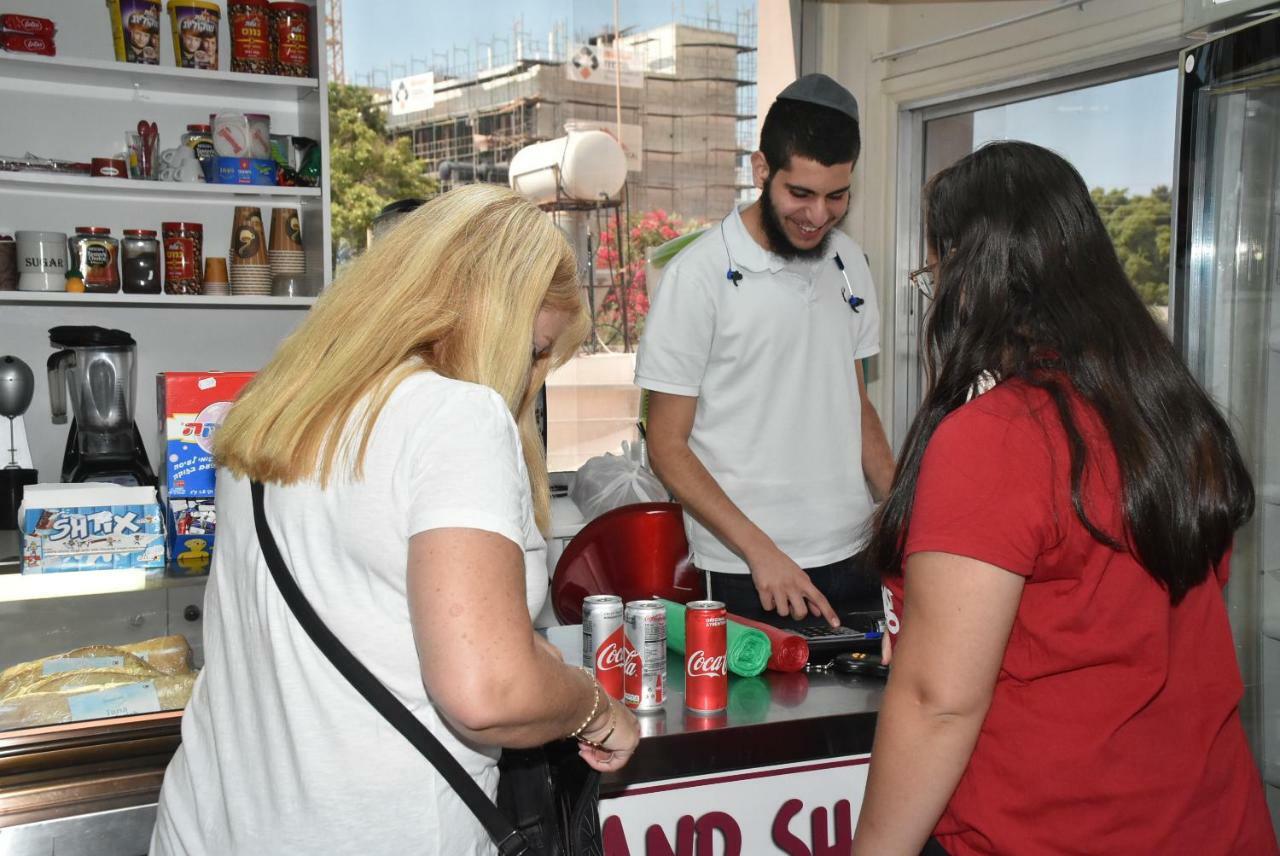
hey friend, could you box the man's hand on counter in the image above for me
[747,544,840,626]
[578,697,639,773]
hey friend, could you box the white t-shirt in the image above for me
[634,206,880,572]
[150,371,547,856]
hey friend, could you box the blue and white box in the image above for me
[19,484,165,574]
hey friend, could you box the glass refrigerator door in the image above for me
[1175,13,1280,818]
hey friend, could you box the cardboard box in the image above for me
[158,371,254,499]
[19,484,165,573]
[167,498,217,575]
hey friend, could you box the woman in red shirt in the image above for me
[852,141,1276,855]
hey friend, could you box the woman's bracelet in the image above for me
[579,703,617,750]
[569,668,605,740]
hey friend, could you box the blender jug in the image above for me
[47,326,155,485]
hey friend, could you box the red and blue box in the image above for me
[157,371,254,573]
[212,156,277,185]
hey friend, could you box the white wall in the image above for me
[814,0,1188,439]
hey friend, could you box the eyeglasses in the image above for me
[908,264,935,300]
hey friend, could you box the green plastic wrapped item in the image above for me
[658,598,771,678]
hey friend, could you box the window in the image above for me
[896,66,1179,437]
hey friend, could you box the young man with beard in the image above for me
[635,74,894,626]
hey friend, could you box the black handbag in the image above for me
[250,481,604,856]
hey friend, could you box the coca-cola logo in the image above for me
[622,646,639,678]
[686,650,726,678]
[595,627,626,673]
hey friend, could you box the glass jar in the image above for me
[270,2,310,77]
[68,227,120,293]
[121,229,161,294]
[181,124,216,180]
[162,222,203,294]
[228,0,272,74]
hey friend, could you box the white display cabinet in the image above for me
[0,0,331,482]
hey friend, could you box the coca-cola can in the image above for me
[582,595,625,699]
[623,600,667,711]
[684,600,728,713]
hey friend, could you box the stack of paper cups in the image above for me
[268,207,306,278]
[230,206,271,296]
[202,257,229,296]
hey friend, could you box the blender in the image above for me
[47,326,156,486]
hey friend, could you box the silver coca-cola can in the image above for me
[623,599,667,711]
[582,594,625,700]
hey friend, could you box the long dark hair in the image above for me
[869,141,1253,603]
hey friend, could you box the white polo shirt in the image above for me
[635,205,880,573]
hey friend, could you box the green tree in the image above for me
[1091,185,1171,307]
[327,83,435,253]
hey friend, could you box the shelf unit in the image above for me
[0,170,322,203]
[0,291,317,308]
[0,0,331,484]
[0,51,319,100]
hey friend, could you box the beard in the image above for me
[759,174,846,261]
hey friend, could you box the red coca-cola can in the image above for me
[582,594,624,700]
[623,600,666,711]
[684,600,728,713]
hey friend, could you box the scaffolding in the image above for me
[372,12,757,357]
[378,12,757,223]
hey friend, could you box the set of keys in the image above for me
[806,651,890,678]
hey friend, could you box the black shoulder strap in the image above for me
[250,480,533,856]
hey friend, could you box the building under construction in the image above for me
[383,14,757,223]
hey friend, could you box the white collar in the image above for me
[725,204,841,276]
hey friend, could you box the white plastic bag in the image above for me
[570,441,667,522]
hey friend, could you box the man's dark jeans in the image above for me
[705,551,881,623]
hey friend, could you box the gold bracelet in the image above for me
[569,669,604,739]
[579,704,617,749]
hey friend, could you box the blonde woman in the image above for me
[151,185,639,856]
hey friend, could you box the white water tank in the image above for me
[509,128,627,205]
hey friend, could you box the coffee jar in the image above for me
[162,221,204,294]
[68,227,121,294]
[229,0,272,74]
[0,232,16,291]
[271,2,310,77]
[122,229,161,294]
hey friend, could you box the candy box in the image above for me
[19,484,164,573]
[212,156,276,185]
[158,371,254,498]
[167,498,216,575]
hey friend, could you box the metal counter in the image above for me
[542,625,886,791]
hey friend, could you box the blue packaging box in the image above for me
[213,156,277,185]
[19,484,165,573]
[167,499,217,575]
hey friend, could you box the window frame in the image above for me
[892,51,1183,449]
